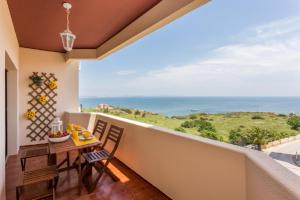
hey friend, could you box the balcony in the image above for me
[4,112,300,199]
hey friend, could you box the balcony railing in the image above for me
[65,112,300,200]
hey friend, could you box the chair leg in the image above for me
[81,163,87,182]
[54,176,59,189]
[52,179,56,200]
[89,166,105,193]
[89,172,103,193]
[72,155,79,170]
[20,158,26,171]
[16,186,20,200]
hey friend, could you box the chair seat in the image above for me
[83,150,110,164]
[19,146,49,159]
[17,165,58,187]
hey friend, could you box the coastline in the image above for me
[80,96,300,116]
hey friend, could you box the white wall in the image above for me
[0,0,19,199]
[19,48,80,145]
[5,53,19,156]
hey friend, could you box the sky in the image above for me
[80,0,300,97]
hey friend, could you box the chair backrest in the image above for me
[92,119,108,141]
[102,125,124,156]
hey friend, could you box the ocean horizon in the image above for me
[80,96,300,116]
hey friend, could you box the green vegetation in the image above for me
[174,127,186,133]
[82,107,299,146]
[229,128,247,146]
[181,119,216,132]
[200,130,223,141]
[287,116,300,130]
[251,115,264,120]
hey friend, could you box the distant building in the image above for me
[96,104,113,110]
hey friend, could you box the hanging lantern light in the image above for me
[60,2,76,52]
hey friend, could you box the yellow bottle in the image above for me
[72,130,79,140]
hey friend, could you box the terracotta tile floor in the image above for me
[6,150,170,200]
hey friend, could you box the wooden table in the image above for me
[48,138,101,195]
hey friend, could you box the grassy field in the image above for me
[83,107,298,143]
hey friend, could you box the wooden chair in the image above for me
[82,125,124,193]
[72,120,108,167]
[16,165,59,200]
[19,145,49,171]
[92,119,108,141]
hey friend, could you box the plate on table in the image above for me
[48,135,70,143]
[79,135,93,141]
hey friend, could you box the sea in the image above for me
[80,97,300,116]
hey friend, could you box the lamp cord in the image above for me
[66,8,70,31]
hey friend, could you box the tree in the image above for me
[134,110,141,116]
[245,127,269,151]
[287,116,300,130]
[228,128,247,146]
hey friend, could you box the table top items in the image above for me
[50,117,63,133]
[48,132,70,143]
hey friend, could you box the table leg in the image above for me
[78,149,82,195]
[67,152,70,167]
[48,153,57,189]
[48,153,57,166]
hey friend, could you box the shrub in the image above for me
[251,115,264,120]
[279,131,289,138]
[200,130,219,140]
[113,112,121,116]
[229,126,296,148]
[120,108,132,114]
[189,114,198,119]
[277,113,287,117]
[142,112,146,118]
[197,120,216,132]
[174,127,186,133]
[181,120,195,128]
[218,136,224,142]
[264,129,280,142]
[134,110,141,115]
[229,128,247,146]
[200,117,208,121]
[245,127,270,150]
[171,115,186,120]
[181,119,216,132]
[287,116,300,130]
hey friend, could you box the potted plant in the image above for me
[30,74,44,86]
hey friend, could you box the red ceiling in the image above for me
[7,0,161,52]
